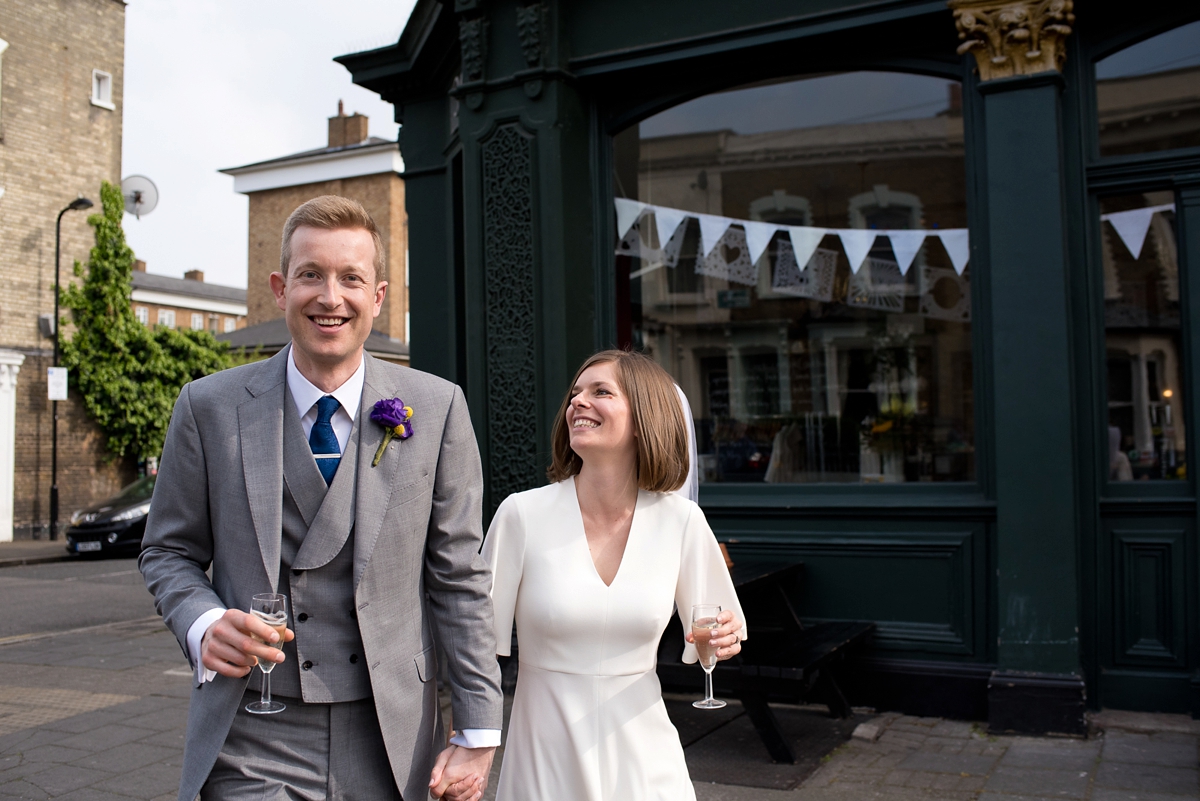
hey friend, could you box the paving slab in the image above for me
[1102,730,1199,767]
[1094,760,1199,795]
[983,765,1091,798]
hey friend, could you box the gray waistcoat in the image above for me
[249,389,373,703]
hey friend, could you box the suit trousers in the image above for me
[200,691,404,801]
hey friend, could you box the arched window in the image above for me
[1094,20,1200,158]
[615,70,973,484]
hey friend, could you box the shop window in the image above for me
[157,309,175,329]
[1099,192,1184,481]
[617,71,973,484]
[1095,21,1200,158]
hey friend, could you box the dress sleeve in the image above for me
[674,502,747,664]
[481,495,525,657]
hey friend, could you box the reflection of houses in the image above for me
[624,96,971,482]
[1097,66,1200,156]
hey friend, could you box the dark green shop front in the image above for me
[340,0,1200,732]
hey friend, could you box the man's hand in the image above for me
[429,744,495,801]
[200,609,295,678]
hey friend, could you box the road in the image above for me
[0,559,156,640]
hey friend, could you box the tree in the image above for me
[59,181,232,460]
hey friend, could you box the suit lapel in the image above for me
[353,355,401,587]
[238,349,289,593]
[282,384,326,528]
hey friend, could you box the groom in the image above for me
[140,196,502,801]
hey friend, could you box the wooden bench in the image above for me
[656,558,875,764]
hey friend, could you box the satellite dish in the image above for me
[121,175,158,219]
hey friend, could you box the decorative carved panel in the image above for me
[948,0,1074,81]
[516,3,545,67]
[459,17,488,83]
[482,123,540,510]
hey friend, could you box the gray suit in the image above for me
[140,348,503,801]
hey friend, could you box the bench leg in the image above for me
[812,671,851,719]
[740,690,796,764]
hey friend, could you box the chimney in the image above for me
[184,269,204,282]
[133,259,146,272]
[328,100,369,148]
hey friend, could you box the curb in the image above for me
[0,552,76,569]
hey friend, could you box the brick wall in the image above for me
[0,0,132,537]
[245,174,409,342]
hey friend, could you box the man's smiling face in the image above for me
[269,225,387,384]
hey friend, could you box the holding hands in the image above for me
[684,608,743,660]
[430,739,495,801]
[200,608,295,677]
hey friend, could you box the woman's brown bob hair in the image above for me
[547,349,689,493]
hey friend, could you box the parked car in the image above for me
[64,475,156,556]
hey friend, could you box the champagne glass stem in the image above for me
[261,669,272,708]
[704,669,715,705]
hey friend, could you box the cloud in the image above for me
[121,1,416,289]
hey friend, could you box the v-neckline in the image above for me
[570,476,640,588]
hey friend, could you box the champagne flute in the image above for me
[245,593,288,715]
[692,604,727,710]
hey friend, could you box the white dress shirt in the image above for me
[185,351,497,747]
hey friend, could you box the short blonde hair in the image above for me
[548,349,689,493]
[280,195,386,281]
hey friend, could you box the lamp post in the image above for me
[50,197,94,541]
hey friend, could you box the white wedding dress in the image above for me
[483,477,746,801]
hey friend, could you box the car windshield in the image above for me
[110,475,156,504]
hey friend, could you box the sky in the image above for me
[122,1,418,289]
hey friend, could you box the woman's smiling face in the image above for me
[566,361,636,461]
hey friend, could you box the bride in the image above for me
[443,349,745,801]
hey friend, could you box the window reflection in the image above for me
[1101,192,1185,481]
[617,72,974,484]
[1096,21,1200,158]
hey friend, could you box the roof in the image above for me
[220,136,395,173]
[130,271,246,304]
[217,317,410,360]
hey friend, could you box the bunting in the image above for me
[614,199,971,282]
[1101,204,1175,261]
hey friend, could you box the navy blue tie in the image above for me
[309,396,341,485]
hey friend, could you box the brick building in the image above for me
[130,262,247,336]
[218,104,409,364]
[0,0,128,540]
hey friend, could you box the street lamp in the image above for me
[50,196,94,541]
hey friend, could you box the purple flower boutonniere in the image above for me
[370,398,414,467]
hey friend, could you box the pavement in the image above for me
[0,557,1196,800]
[0,542,74,570]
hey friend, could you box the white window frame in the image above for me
[224,317,237,333]
[91,69,115,110]
[157,309,175,329]
[135,306,149,326]
[191,312,204,331]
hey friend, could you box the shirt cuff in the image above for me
[186,607,227,686]
[449,729,501,748]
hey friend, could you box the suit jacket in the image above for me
[139,347,503,801]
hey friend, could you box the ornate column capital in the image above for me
[949,0,1075,82]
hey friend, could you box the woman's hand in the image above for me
[685,609,743,661]
[429,741,491,801]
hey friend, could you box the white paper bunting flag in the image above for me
[614,198,647,238]
[697,214,734,258]
[653,206,688,253]
[1103,204,1175,261]
[695,226,758,286]
[839,230,878,274]
[936,229,971,274]
[787,226,826,271]
[885,230,927,275]
[742,221,779,265]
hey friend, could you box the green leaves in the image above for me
[59,181,233,460]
